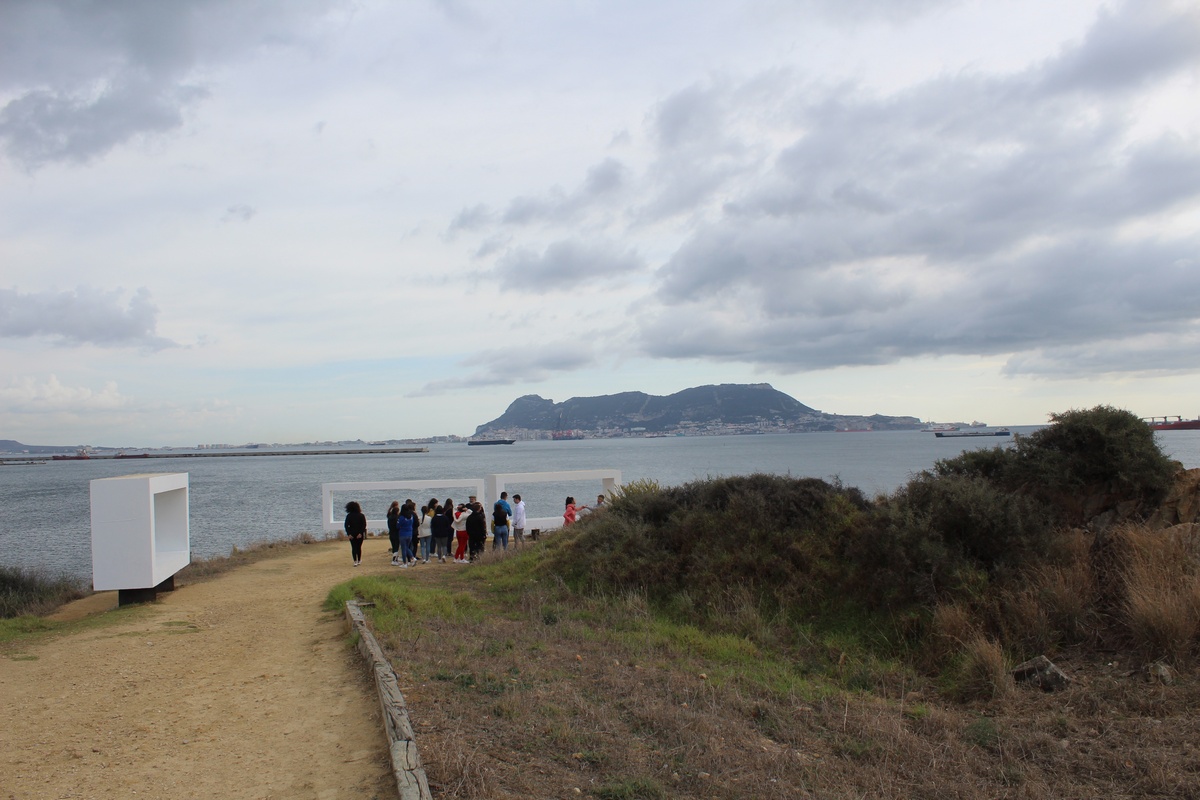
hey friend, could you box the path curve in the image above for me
[0,539,399,800]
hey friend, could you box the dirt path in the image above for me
[0,539,401,800]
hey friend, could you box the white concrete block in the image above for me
[90,473,190,591]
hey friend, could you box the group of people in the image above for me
[342,492,529,567]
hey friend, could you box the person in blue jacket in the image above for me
[396,503,417,567]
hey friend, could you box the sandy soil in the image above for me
[0,539,401,800]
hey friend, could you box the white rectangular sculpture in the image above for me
[90,473,190,602]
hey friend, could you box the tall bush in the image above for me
[935,405,1176,525]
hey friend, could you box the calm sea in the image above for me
[3,429,1198,582]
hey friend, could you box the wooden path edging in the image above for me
[344,601,433,800]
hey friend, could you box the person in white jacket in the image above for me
[511,494,527,547]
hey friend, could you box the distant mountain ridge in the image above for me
[474,383,921,435]
[0,439,82,454]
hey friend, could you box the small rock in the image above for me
[1011,655,1071,692]
[1145,662,1175,685]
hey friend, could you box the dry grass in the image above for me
[1121,526,1200,663]
[953,636,1012,701]
[349,545,1200,799]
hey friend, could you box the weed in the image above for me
[594,777,667,799]
[964,717,1001,750]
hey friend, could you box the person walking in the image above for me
[511,493,526,548]
[452,502,472,563]
[344,501,367,566]
[386,501,402,566]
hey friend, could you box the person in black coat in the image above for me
[386,501,401,565]
[344,501,367,566]
[431,504,453,562]
[465,501,488,562]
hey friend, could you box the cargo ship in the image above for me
[1146,416,1200,431]
[935,428,1011,438]
[467,438,516,446]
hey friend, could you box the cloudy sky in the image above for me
[3,0,1199,446]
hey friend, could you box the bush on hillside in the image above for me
[842,473,1053,609]
[933,405,1176,525]
[542,473,873,621]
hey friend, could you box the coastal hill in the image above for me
[474,382,921,436]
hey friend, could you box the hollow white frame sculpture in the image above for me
[321,470,621,533]
[90,472,190,603]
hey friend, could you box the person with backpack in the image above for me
[492,497,510,550]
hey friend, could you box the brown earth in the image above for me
[0,538,401,800]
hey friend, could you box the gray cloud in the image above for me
[221,204,257,223]
[0,0,343,169]
[411,342,599,395]
[447,203,493,234]
[500,157,630,225]
[494,239,645,290]
[1038,0,1200,95]
[0,287,176,349]
[627,1,1200,377]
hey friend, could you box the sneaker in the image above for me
[400,562,409,569]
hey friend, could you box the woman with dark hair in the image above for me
[451,501,471,563]
[431,503,453,562]
[386,500,402,566]
[344,501,367,566]
[397,502,416,567]
[466,500,488,561]
[563,496,587,527]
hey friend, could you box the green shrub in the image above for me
[542,473,873,623]
[844,473,1051,608]
[935,405,1176,525]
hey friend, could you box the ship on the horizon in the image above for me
[51,447,93,460]
[552,412,585,440]
[1146,416,1200,431]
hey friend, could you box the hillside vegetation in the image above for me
[540,405,1194,676]
[339,404,1200,798]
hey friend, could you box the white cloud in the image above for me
[0,375,128,413]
